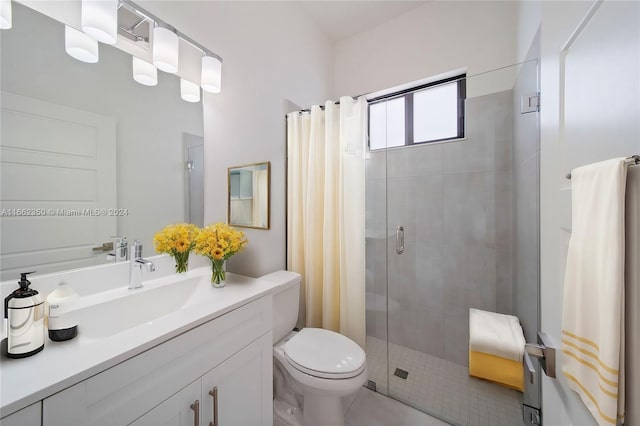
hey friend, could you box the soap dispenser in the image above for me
[47,281,79,341]
[4,272,45,358]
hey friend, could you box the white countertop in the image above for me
[0,267,298,418]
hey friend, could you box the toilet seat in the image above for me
[283,328,366,379]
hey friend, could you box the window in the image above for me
[368,75,465,150]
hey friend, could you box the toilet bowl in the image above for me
[262,271,367,426]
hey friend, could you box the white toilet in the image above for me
[267,271,367,426]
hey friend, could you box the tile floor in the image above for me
[365,336,525,426]
[346,387,450,426]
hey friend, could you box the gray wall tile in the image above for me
[415,242,445,313]
[443,171,495,248]
[365,89,517,367]
[444,311,469,366]
[414,175,444,246]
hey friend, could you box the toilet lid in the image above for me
[284,328,366,379]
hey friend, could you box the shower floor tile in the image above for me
[366,336,525,426]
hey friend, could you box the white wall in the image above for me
[539,1,640,424]
[139,1,333,277]
[333,1,519,98]
[516,1,542,65]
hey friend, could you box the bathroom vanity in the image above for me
[0,260,296,426]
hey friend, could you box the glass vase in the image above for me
[174,251,190,274]
[211,259,226,287]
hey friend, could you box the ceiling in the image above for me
[296,1,428,42]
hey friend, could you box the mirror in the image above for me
[228,162,270,229]
[0,3,204,281]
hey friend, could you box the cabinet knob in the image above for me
[190,400,199,426]
[208,386,218,426]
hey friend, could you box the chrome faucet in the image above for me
[129,241,155,290]
[106,236,128,262]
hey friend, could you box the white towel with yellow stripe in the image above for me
[562,157,627,426]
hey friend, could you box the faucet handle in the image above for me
[110,236,127,247]
[132,240,143,259]
[110,236,128,261]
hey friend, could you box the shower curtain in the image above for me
[286,96,367,348]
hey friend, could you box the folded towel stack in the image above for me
[468,308,526,391]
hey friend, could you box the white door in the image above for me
[184,133,204,227]
[0,91,117,280]
[540,0,640,424]
[201,333,273,426]
[129,379,201,426]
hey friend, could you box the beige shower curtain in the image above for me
[286,96,367,348]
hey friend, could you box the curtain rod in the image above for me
[293,97,362,114]
[290,73,466,115]
[565,155,640,179]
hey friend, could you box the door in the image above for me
[129,380,201,426]
[184,133,204,227]
[0,91,117,280]
[540,0,640,424]
[1,402,41,426]
[201,333,273,426]
[367,65,542,425]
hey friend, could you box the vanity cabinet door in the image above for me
[0,401,41,426]
[129,379,201,426]
[42,297,272,426]
[201,332,273,426]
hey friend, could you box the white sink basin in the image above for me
[67,274,207,339]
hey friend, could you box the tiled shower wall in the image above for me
[365,90,514,367]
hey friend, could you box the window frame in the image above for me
[368,74,466,150]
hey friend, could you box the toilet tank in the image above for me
[259,271,301,343]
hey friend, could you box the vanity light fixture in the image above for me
[152,25,179,73]
[180,78,200,102]
[81,0,118,45]
[0,0,11,29]
[132,57,157,86]
[201,56,222,93]
[65,25,99,63]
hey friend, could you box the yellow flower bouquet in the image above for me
[194,222,247,287]
[153,223,199,273]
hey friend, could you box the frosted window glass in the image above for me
[369,99,405,150]
[385,98,405,148]
[413,83,458,142]
[369,103,387,150]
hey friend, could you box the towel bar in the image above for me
[523,331,557,384]
[566,154,640,179]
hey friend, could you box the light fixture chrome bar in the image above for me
[118,0,222,62]
[129,16,146,32]
[566,155,640,180]
[119,26,147,43]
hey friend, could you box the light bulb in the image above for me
[152,26,179,73]
[132,57,158,86]
[180,79,200,102]
[65,25,99,63]
[81,0,118,45]
[0,0,12,30]
[201,56,222,93]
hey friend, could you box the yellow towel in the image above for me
[562,158,627,425]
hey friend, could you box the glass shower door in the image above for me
[365,59,541,426]
[363,101,391,395]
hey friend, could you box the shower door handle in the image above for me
[396,226,404,254]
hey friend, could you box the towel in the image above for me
[562,157,627,426]
[469,308,525,362]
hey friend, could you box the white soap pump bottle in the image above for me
[46,281,79,341]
